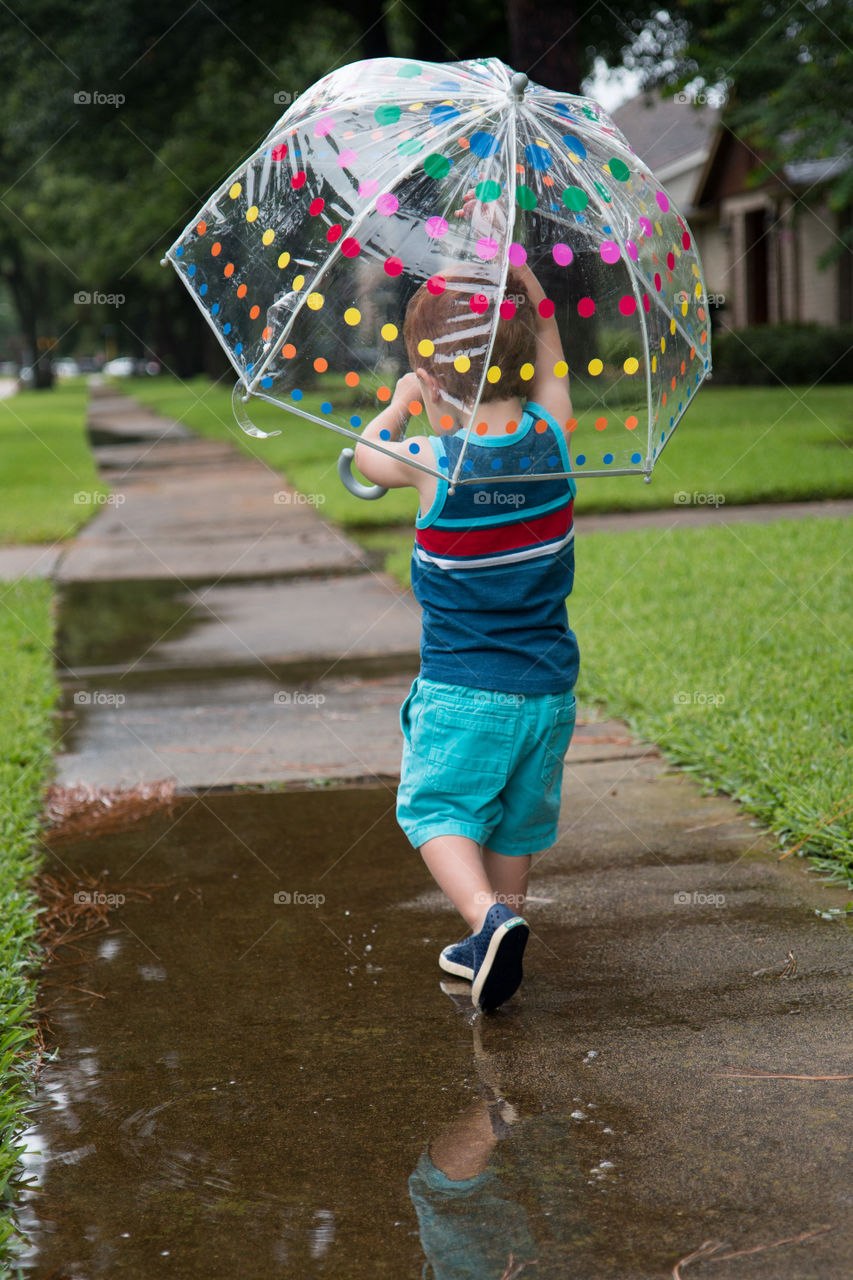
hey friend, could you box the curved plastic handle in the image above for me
[337,447,388,501]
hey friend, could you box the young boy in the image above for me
[353,226,579,1014]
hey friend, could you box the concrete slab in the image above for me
[0,544,64,579]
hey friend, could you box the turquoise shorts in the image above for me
[396,677,577,856]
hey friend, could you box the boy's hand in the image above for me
[391,371,424,426]
[454,188,508,241]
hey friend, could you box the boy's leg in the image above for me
[482,848,530,914]
[419,835,495,932]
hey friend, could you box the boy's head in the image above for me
[403,267,536,417]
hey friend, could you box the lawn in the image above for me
[0,381,107,544]
[0,578,57,1257]
[376,517,853,887]
[124,376,853,528]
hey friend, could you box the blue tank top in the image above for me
[410,402,580,694]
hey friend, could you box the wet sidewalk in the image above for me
[21,787,853,1278]
[16,387,853,1276]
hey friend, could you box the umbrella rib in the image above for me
[245,100,490,397]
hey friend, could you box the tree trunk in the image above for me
[3,242,55,389]
[505,0,582,93]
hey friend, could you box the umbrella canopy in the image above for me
[164,55,711,484]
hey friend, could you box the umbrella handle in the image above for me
[337,448,388,501]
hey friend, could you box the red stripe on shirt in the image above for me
[416,501,573,558]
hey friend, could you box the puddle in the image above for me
[14,791,853,1278]
[57,581,202,672]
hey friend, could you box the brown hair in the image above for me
[403,267,536,407]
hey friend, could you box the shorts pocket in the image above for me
[423,703,515,794]
[541,695,577,788]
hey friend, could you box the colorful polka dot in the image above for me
[470,293,489,314]
[385,256,403,276]
[454,355,471,373]
[600,241,620,264]
[563,187,588,212]
[470,131,500,158]
[475,180,502,202]
[341,237,361,257]
[344,307,361,326]
[380,323,398,341]
[553,243,573,266]
[426,216,449,238]
[588,359,603,376]
[376,193,399,216]
[508,242,527,265]
[624,357,639,375]
[424,153,451,179]
[418,339,435,357]
[618,295,637,316]
[277,251,290,269]
[307,292,324,310]
[476,236,498,260]
[229,182,242,199]
[578,297,595,318]
[520,362,534,381]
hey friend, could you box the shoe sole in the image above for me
[471,918,529,1012]
[438,948,475,981]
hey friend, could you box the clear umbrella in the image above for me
[163,55,711,495]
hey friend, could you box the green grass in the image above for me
[0,579,57,1257]
[374,517,853,887]
[0,381,107,544]
[124,376,853,526]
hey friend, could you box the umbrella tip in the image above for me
[509,72,529,100]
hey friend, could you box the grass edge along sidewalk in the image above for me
[0,380,107,546]
[123,375,853,527]
[0,579,57,1262]
[377,517,853,891]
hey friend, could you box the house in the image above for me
[612,91,852,329]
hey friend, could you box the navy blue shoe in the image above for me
[439,935,476,981]
[470,903,529,1012]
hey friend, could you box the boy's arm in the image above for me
[511,261,573,428]
[353,372,427,489]
[455,191,572,430]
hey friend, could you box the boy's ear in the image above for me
[415,367,442,404]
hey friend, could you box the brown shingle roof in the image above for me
[612,90,720,173]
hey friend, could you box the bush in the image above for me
[710,323,853,385]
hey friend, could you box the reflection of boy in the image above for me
[355,232,579,1013]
